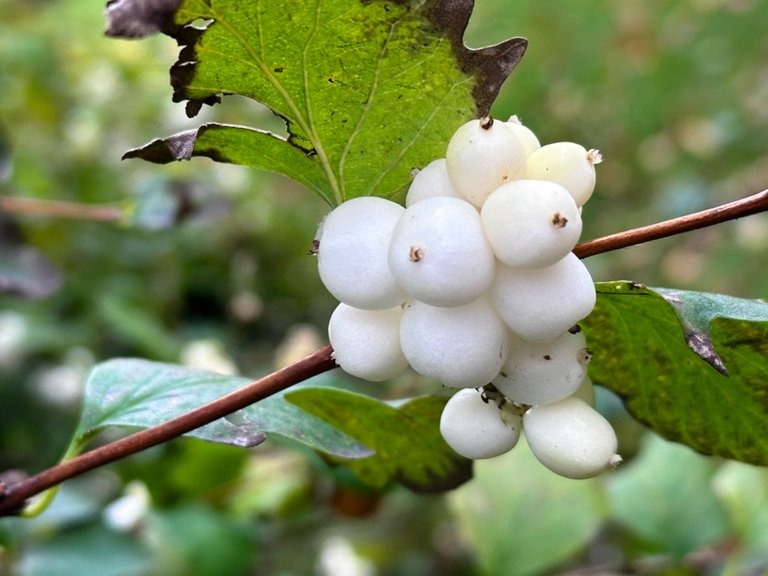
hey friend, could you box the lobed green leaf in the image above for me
[285,387,472,492]
[109,0,527,205]
[75,359,372,459]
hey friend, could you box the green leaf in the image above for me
[75,359,372,459]
[606,433,730,557]
[449,437,607,576]
[712,461,768,565]
[146,503,255,576]
[653,286,768,375]
[583,282,768,465]
[285,387,472,492]
[17,523,152,576]
[96,295,181,362]
[123,124,335,206]
[108,0,527,205]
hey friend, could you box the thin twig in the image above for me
[574,188,768,258]
[1,189,767,516]
[0,196,123,222]
[0,345,337,517]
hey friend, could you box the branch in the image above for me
[2,188,766,517]
[573,188,768,259]
[0,345,337,517]
[0,196,123,222]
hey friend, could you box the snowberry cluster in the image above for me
[315,115,621,479]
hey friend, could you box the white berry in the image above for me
[388,196,495,307]
[572,374,596,406]
[526,142,602,207]
[523,397,620,479]
[328,303,408,381]
[445,117,527,207]
[506,115,541,157]
[491,253,596,342]
[440,388,521,459]
[317,197,407,310]
[493,328,591,405]
[405,159,464,207]
[481,179,583,269]
[400,298,509,388]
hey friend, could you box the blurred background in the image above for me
[1,0,767,574]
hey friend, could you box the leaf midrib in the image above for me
[197,0,343,204]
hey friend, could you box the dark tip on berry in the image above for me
[568,325,582,334]
[552,213,568,228]
[308,239,320,256]
[480,116,494,130]
[543,355,551,360]
[409,246,423,262]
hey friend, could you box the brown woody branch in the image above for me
[0,345,336,516]
[1,188,766,517]
[573,188,768,258]
[0,196,123,222]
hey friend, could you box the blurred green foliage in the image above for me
[1,0,767,574]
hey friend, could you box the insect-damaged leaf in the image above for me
[107,0,526,205]
[74,359,372,459]
[286,387,473,492]
[104,0,183,38]
[583,282,768,465]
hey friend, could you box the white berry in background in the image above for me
[572,374,596,406]
[493,328,591,406]
[317,197,407,310]
[491,252,596,343]
[445,117,527,207]
[388,196,495,307]
[506,115,541,157]
[400,298,509,388]
[526,142,602,207]
[440,388,521,459]
[523,397,620,479]
[405,159,464,207]
[481,179,583,269]
[328,303,408,382]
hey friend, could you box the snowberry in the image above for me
[405,159,464,207]
[493,328,591,405]
[388,196,495,307]
[506,115,541,157]
[400,298,509,388]
[328,303,408,381]
[440,388,521,459]
[491,253,596,342]
[445,117,526,207]
[523,397,620,479]
[317,197,407,310]
[481,179,583,269]
[526,142,602,207]
[572,374,596,406]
